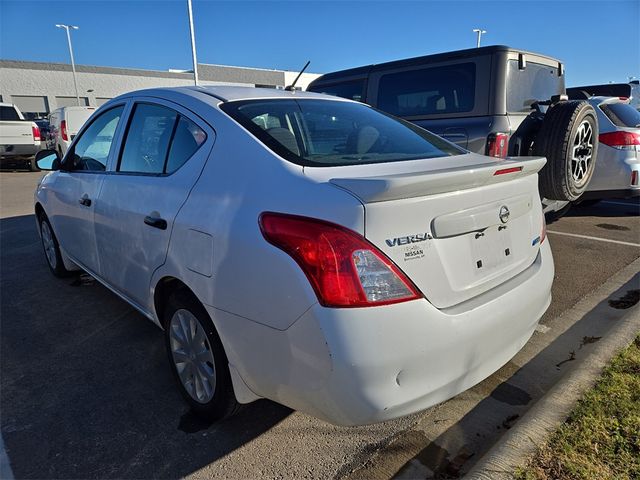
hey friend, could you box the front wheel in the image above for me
[39,213,72,277]
[163,291,239,422]
[29,158,40,172]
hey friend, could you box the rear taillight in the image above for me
[31,124,41,142]
[599,131,640,149]
[487,133,509,158]
[60,120,68,141]
[494,166,523,176]
[259,213,422,308]
[631,170,638,186]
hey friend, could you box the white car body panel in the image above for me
[35,86,554,425]
[208,242,552,426]
[44,171,105,273]
[94,98,216,309]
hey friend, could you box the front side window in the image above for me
[65,106,124,172]
[377,63,476,117]
[221,99,464,167]
[119,103,206,174]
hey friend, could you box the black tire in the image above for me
[163,290,239,422]
[38,212,72,277]
[29,158,41,172]
[534,100,599,201]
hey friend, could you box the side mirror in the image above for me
[35,150,61,171]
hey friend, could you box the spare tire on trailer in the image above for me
[534,100,599,201]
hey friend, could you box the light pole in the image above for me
[186,0,199,86]
[473,28,487,48]
[56,24,81,106]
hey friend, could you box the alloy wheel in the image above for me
[40,220,57,270]
[169,309,216,403]
[570,120,594,188]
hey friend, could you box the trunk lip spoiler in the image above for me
[329,156,547,203]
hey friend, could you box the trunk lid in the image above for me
[306,153,547,309]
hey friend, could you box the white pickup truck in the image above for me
[0,102,42,171]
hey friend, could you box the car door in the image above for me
[48,104,127,274]
[94,99,214,310]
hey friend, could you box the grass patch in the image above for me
[516,335,640,480]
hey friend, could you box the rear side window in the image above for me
[221,99,464,167]
[308,79,366,102]
[600,103,640,128]
[118,103,206,174]
[166,116,207,173]
[377,63,476,117]
[0,106,20,121]
[506,60,564,112]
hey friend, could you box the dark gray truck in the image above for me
[307,45,599,212]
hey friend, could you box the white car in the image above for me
[48,106,96,156]
[34,86,553,426]
[581,96,640,201]
[0,102,42,171]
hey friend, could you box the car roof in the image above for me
[194,85,345,102]
[117,85,351,104]
[310,45,562,84]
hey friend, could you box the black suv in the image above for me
[308,45,599,205]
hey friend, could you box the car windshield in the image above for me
[221,99,465,167]
[600,102,640,128]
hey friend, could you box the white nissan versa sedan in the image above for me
[34,86,554,426]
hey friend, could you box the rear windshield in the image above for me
[0,106,20,121]
[220,99,465,167]
[506,60,564,112]
[600,103,640,128]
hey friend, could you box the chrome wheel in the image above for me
[169,309,216,403]
[40,220,57,270]
[571,120,594,188]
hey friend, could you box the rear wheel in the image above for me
[163,290,239,422]
[535,100,599,201]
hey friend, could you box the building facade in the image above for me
[0,60,320,119]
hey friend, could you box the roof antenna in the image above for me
[285,60,311,91]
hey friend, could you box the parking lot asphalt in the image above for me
[1,171,639,479]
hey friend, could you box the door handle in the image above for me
[78,197,92,207]
[144,216,167,230]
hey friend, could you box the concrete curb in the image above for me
[465,302,640,480]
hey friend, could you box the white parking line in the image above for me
[0,433,15,480]
[547,230,640,247]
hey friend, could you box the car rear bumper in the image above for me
[586,145,639,197]
[211,241,554,426]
